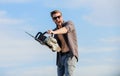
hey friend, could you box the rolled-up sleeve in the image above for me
[64,21,75,33]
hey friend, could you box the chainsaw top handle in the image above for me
[34,31,54,44]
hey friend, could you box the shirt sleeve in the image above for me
[64,21,75,33]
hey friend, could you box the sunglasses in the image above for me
[52,15,61,20]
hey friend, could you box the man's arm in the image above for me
[48,27,68,34]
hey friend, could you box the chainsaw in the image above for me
[25,31,61,52]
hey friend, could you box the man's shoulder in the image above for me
[63,20,74,27]
[65,20,73,23]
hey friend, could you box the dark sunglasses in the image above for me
[52,15,61,20]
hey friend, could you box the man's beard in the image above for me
[56,21,62,26]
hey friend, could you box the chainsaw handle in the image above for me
[43,31,47,35]
[35,31,47,38]
[44,31,54,37]
[35,32,42,40]
[35,31,54,41]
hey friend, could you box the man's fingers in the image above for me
[47,30,52,34]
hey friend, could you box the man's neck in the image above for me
[58,25,62,28]
[57,21,64,29]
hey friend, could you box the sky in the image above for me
[0,0,120,76]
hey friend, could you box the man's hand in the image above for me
[47,30,55,34]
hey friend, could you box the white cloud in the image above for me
[0,10,25,25]
[75,65,120,76]
[0,18,24,25]
[42,0,120,26]
[0,41,38,67]
[80,47,119,53]
[3,64,120,76]
[0,10,7,17]
[79,56,120,65]
[5,66,57,76]
[100,37,120,44]
[103,58,120,64]
[82,0,120,26]
[79,36,120,54]
[0,36,54,67]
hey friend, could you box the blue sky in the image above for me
[0,0,120,76]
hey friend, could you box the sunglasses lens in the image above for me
[53,16,61,20]
[53,17,57,20]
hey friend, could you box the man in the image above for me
[47,10,78,76]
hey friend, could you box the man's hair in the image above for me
[50,10,62,17]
